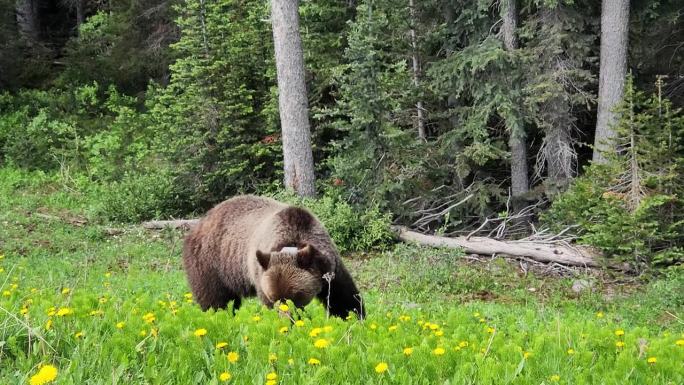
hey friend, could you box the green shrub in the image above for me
[273,191,394,253]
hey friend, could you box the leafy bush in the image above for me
[274,191,394,254]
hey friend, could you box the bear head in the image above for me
[255,244,331,309]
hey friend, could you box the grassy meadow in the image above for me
[1,168,683,384]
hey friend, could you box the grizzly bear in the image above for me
[182,195,365,319]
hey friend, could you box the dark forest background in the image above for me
[0,0,683,269]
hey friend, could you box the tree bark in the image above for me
[271,0,316,197]
[593,0,630,164]
[15,0,40,47]
[409,0,426,140]
[76,0,84,31]
[500,0,529,207]
[394,226,601,267]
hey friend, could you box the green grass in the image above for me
[1,167,683,384]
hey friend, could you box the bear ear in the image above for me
[296,244,316,268]
[256,250,270,270]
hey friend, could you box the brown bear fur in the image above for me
[182,195,365,319]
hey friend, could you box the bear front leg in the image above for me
[317,261,365,319]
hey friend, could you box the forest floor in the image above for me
[1,167,683,384]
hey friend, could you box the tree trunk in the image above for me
[15,0,40,47]
[409,0,426,140]
[76,0,84,32]
[271,0,316,198]
[500,0,529,207]
[593,0,630,164]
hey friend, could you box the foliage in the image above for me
[543,79,684,268]
[147,0,281,210]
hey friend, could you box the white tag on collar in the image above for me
[280,247,299,255]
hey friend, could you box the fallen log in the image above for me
[142,219,199,231]
[393,226,602,268]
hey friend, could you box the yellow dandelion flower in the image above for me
[596,311,604,318]
[266,381,276,385]
[473,312,481,317]
[614,329,625,337]
[89,310,104,316]
[647,357,656,364]
[216,342,229,349]
[417,320,425,325]
[0,268,4,273]
[615,341,625,348]
[266,372,277,380]
[288,358,294,365]
[10,283,18,290]
[194,328,207,337]
[104,272,111,278]
[323,326,333,332]
[56,307,73,316]
[309,327,322,337]
[45,319,52,330]
[2,290,11,297]
[374,362,388,374]
[479,318,486,323]
[307,358,321,365]
[675,339,684,347]
[74,331,84,339]
[403,347,413,356]
[433,347,446,356]
[219,372,232,382]
[139,330,148,337]
[116,322,125,329]
[184,292,193,299]
[370,323,377,330]
[269,353,277,362]
[314,339,330,349]
[486,327,495,334]
[252,315,261,322]
[550,374,560,382]
[388,325,398,332]
[399,315,410,322]
[20,307,29,315]
[435,330,444,336]
[61,288,70,295]
[279,326,289,334]
[29,364,58,385]
[429,323,440,330]
[227,352,239,363]
[459,341,469,348]
[142,312,156,323]
[523,351,532,359]
[567,349,575,355]
[295,320,305,327]
[99,297,108,304]
[278,303,289,312]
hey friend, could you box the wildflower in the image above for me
[429,323,440,330]
[309,327,322,337]
[288,358,294,365]
[486,327,495,334]
[459,341,469,348]
[307,358,321,365]
[75,331,84,339]
[10,283,18,290]
[433,347,446,356]
[266,381,276,385]
[370,323,377,330]
[295,320,305,327]
[46,307,56,316]
[615,341,625,348]
[278,303,289,312]
[479,318,486,323]
[567,349,575,355]
[2,290,10,297]
[279,326,288,334]
[219,372,232,382]
[647,357,656,364]
[314,339,330,349]
[269,353,277,362]
[550,374,560,382]
[184,292,193,299]
[399,315,410,322]
[252,316,261,322]
[20,307,29,315]
[596,312,604,318]
[45,319,52,330]
[614,329,625,337]
[227,352,239,363]
[89,310,104,316]
[56,308,73,317]
[216,342,229,349]
[323,326,333,332]
[473,312,481,318]
[61,288,70,295]
[142,312,156,323]
[389,325,398,332]
[194,328,207,337]
[675,339,684,347]
[99,297,108,304]
[0,268,3,273]
[116,322,125,329]
[435,330,444,336]
[104,272,111,278]
[403,347,413,356]
[523,352,532,359]
[374,362,388,374]
[139,330,147,337]
[29,364,58,385]
[266,372,277,381]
